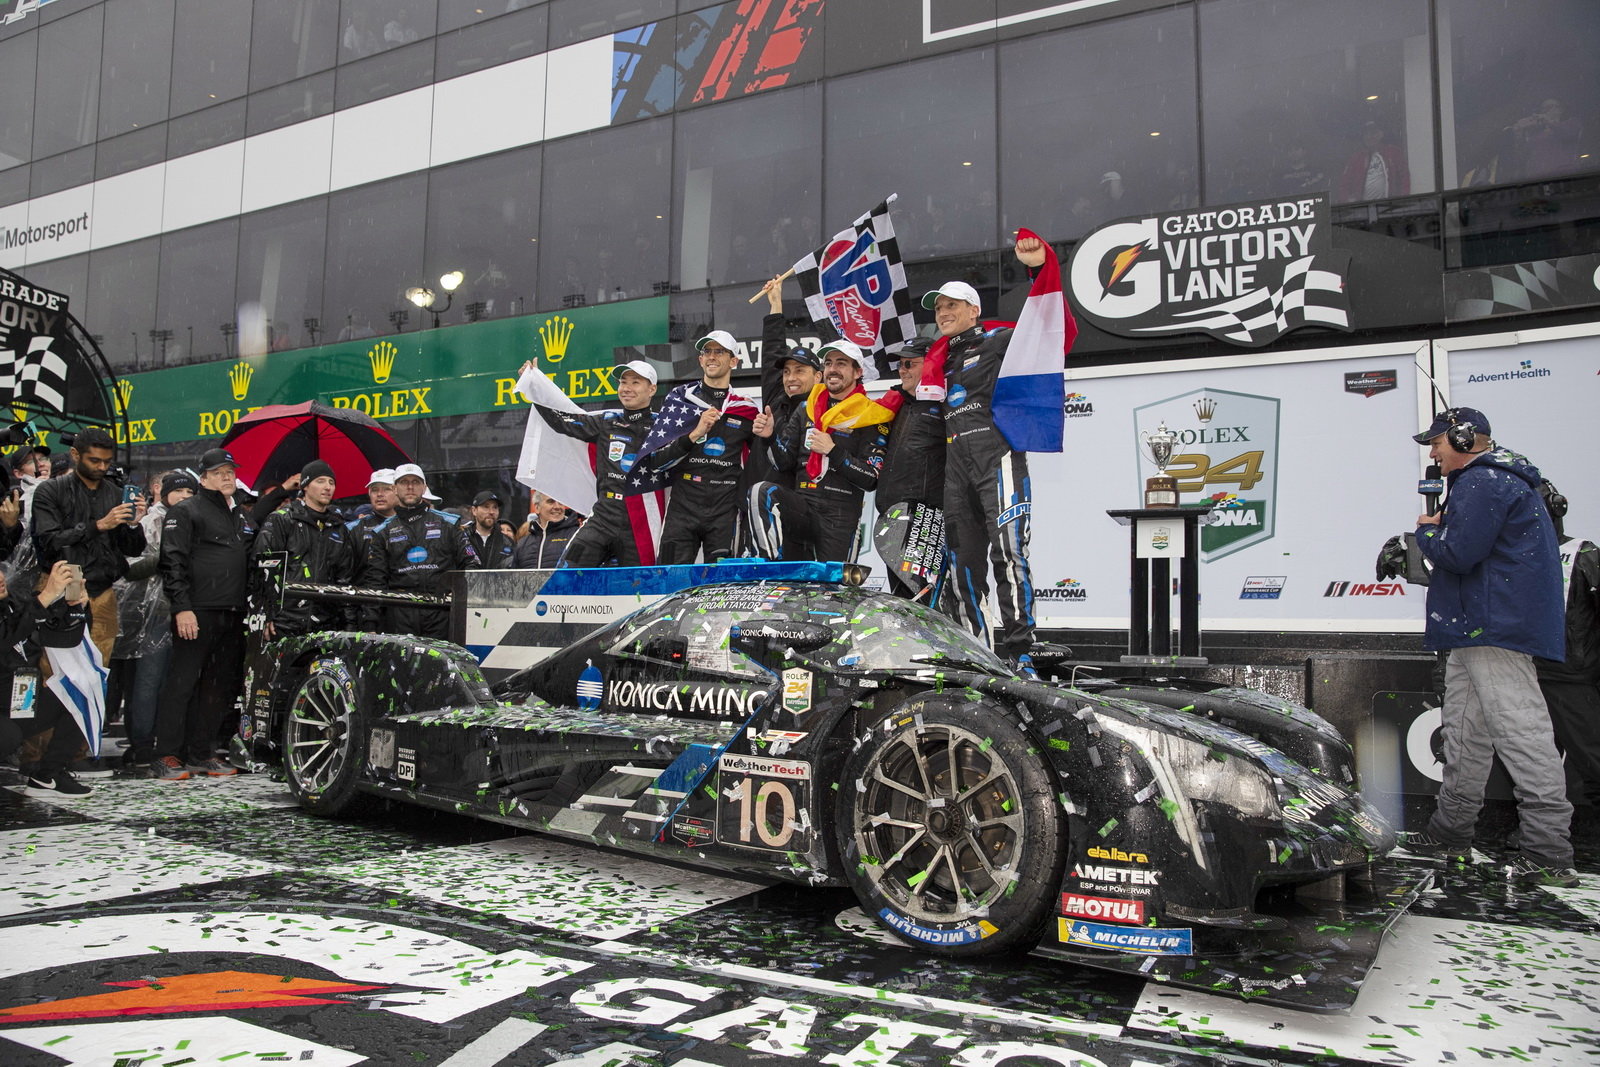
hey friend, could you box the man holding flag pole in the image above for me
[926,230,1078,677]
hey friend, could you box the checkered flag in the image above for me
[1133,255,1350,346]
[791,196,917,359]
[0,334,70,412]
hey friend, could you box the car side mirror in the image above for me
[731,618,834,658]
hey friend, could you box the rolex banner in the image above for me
[1067,194,1353,348]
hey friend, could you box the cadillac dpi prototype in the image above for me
[243,561,1401,1008]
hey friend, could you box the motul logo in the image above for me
[1323,581,1405,597]
[1060,893,1146,925]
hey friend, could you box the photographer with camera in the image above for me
[1395,408,1576,887]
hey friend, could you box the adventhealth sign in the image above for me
[107,299,668,445]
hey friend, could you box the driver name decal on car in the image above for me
[397,747,416,782]
[716,754,812,853]
[1062,919,1193,956]
[605,679,768,719]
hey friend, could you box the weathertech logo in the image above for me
[1323,581,1405,597]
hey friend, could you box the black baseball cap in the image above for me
[199,448,236,472]
[773,346,821,371]
[1413,407,1491,445]
[472,490,503,506]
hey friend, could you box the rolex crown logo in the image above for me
[539,315,575,364]
[1194,397,1217,423]
[369,340,398,384]
[229,361,254,402]
[114,378,134,414]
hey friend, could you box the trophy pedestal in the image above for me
[1106,506,1215,664]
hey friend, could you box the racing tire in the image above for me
[282,656,377,817]
[836,694,1067,956]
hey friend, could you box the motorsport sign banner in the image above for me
[1067,194,1352,347]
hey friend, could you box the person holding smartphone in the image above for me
[27,427,145,777]
[13,560,93,795]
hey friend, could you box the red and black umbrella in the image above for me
[220,401,412,491]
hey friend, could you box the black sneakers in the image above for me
[1397,830,1471,863]
[1504,854,1581,888]
[25,770,93,796]
[70,757,115,779]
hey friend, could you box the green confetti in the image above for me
[907,870,928,887]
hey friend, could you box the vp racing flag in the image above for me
[791,196,917,362]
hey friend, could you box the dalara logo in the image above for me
[1086,846,1149,863]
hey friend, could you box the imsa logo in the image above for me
[1324,581,1405,597]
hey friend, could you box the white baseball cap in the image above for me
[920,281,981,311]
[392,462,427,483]
[695,330,738,355]
[618,359,659,386]
[367,468,396,488]
[817,339,875,383]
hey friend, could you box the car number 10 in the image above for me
[717,775,811,852]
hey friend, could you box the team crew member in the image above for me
[361,463,479,638]
[873,337,947,599]
[748,340,893,562]
[465,490,516,568]
[523,358,673,567]
[927,234,1058,672]
[1400,408,1576,887]
[746,276,822,492]
[250,460,354,637]
[153,448,255,780]
[347,468,398,558]
[654,330,759,565]
[1532,480,1600,811]
[512,493,581,568]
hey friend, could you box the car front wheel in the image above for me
[836,694,1067,955]
[282,656,375,817]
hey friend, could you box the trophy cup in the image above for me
[1142,422,1179,508]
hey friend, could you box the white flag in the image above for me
[515,366,597,516]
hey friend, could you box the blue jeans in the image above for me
[125,641,171,758]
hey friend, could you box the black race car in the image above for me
[244,561,1399,1005]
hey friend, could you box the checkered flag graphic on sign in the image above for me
[0,334,70,412]
[791,197,917,358]
[1133,255,1350,346]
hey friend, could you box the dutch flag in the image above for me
[992,228,1079,453]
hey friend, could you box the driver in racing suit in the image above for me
[524,359,673,567]
[926,233,1070,673]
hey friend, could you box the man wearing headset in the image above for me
[1401,407,1576,886]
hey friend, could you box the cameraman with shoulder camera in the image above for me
[1398,408,1576,887]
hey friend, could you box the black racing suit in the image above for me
[942,324,1036,659]
[361,502,480,638]
[537,405,668,567]
[156,488,257,762]
[1535,535,1600,805]
[874,385,948,598]
[250,499,354,635]
[657,382,757,565]
[744,312,810,492]
[748,387,890,563]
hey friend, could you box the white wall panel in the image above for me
[162,141,245,233]
[89,165,166,251]
[16,185,94,265]
[0,203,33,270]
[330,88,435,192]
[543,37,614,141]
[242,115,335,213]
[431,54,547,167]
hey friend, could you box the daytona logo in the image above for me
[1060,893,1145,925]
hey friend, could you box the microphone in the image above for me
[1418,463,1443,516]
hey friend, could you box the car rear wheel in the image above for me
[283,657,375,817]
[836,695,1067,955]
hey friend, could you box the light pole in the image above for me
[404,270,465,329]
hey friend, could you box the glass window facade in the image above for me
[155,220,241,367]
[250,0,342,92]
[339,0,438,61]
[423,145,542,323]
[0,33,36,169]
[31,6,102,159]
[169,0,253,118]
[88,237,161,374]
[97,0,172,140]
[323,174,428,342]
[238,198,330,353]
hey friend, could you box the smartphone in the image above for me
[63,562,85,602]
[122,483,142,522]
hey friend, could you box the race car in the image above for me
[243,560,1396,993]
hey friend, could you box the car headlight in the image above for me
[1099,716,1280,820]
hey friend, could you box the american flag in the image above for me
[0,334,70,413]
[1131,254,1350,347]
[638,381,759,460]
[791,196,917,361]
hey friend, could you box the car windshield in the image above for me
[760,587,1010,674]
